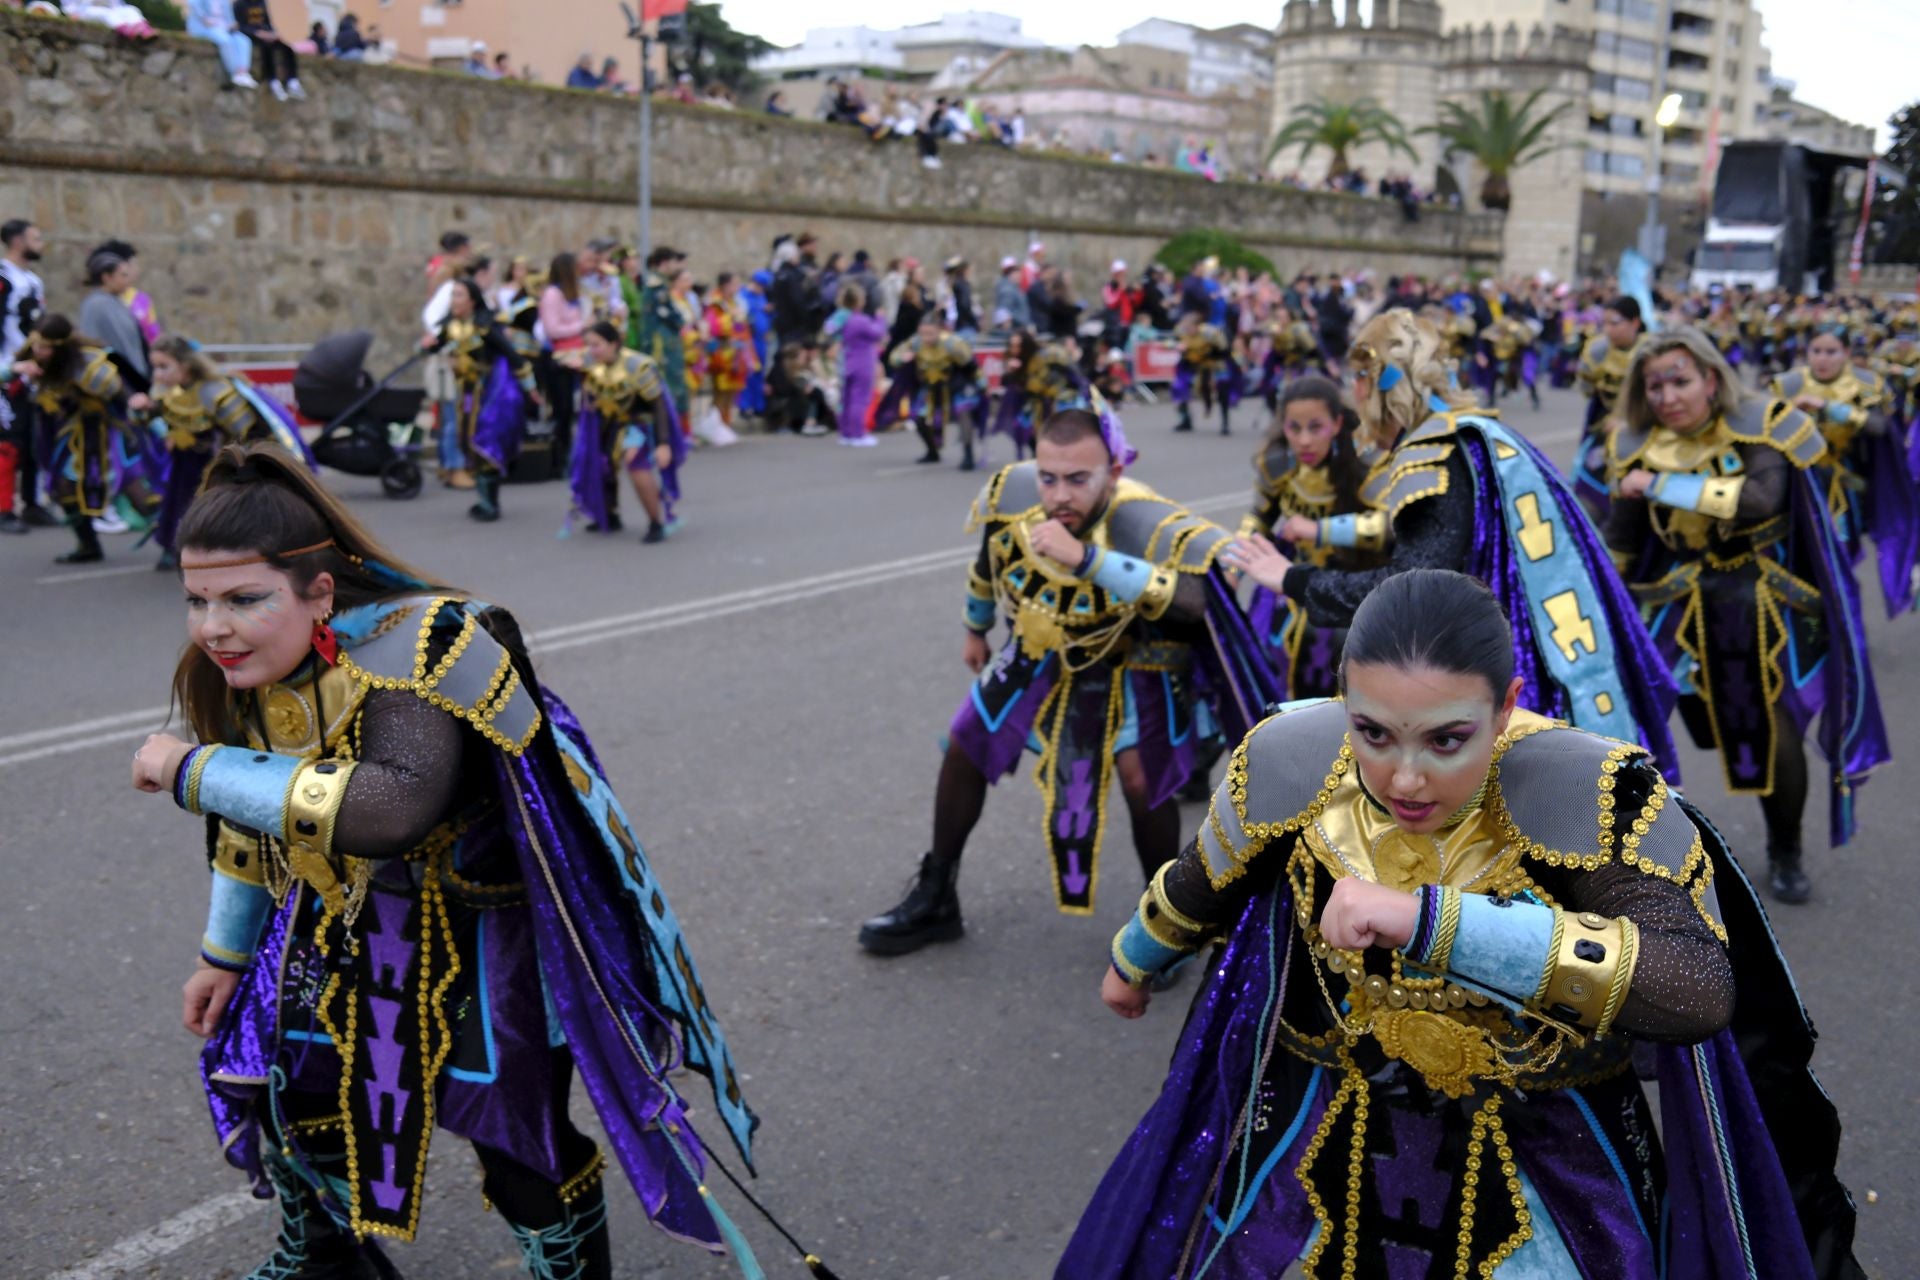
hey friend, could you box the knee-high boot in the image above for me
[243,1147,401,1280]
[484,1146,611,1280]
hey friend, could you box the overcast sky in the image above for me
[720,0,1912,147]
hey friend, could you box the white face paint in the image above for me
[1343,662,1520,835]
[181,558,334,690]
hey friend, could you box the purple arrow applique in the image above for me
[1062,849,1090,898]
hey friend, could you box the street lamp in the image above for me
[1639,0,1675,269]
[620,3,654,264]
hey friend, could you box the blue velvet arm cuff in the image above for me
[1084,549,1156,604]
[202,870,273,971]
[964,594,997,633]
[1441,892,1556,1004]
[1321,514,1361,548]
[187,746,302,837]
[1647,472,1707,512]
[1111,912,1186,987]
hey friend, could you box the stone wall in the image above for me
[1,9,1500,365]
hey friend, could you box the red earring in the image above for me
[312,616,339,666]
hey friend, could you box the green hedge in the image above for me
[1155,229,1277,279]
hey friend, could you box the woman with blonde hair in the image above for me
[1606,327,1887,902]
[1227,307,1678,771]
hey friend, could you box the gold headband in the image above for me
[179,539,336,572]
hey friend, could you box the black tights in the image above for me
[929,742,1181,881]
[1757,714,1809,856]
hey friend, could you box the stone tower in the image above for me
[1438,22,1592,279]
[1268,0,1446,188]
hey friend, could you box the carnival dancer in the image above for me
[875,314,985,470]
[572,321,682,545]
[1063,569,1864,1280]
[1475,312,1541,410]
[1256,307,1326,413]
[1170,310,1240,436]
[126,444,821,1280]
[703,273,756,435]
[1570,296,1647,523]
[145,335,317,565]
[11,314,147,563]
[425,280,539,524]
[1238,376,1382,699]
[1227,308,1679,774]
[1770,322,1918,617]
[857,405,1279,954]
[991,328,1088,461]
[634,247,691,427]
[1609,329,1888,903]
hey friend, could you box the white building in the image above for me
[1116,18,1273,97]
[752,10,1044,80]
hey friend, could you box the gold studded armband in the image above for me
[283,760,358,912]
[1535,909,1639,1037]
[211,820,267,887]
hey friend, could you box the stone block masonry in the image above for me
[2,9,1501,364]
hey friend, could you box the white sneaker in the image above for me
[286,79,306,100]
[269,79,288,101]
[92,512,130,534]
[921,156,943,170]
[800,423,831,437]
[849,435,878,447]
[231,71,258,89]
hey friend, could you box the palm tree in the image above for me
[1421,89,1575,212]
[1265,99,1416,180]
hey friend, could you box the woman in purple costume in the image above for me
[1064,568,1863,1280]
[127,445,789,1280]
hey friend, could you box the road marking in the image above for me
[42,1191,258,1280]
[0,493,1245,770]
[35,563,159,586]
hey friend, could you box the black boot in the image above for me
[959,438,976,472]
[56,514,103,564]
[1173,406,1194,433]
[468,473,501,522]
[641,520,666,544]
[1767,842,1811,904]
[858,853,963,956]
[244,1151,399,1280]
[1219,407,1232,436]
[499,1180,611,1280]
[915,421,942,464]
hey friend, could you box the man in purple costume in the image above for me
[858,405,1280,954]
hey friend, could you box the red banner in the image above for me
[643,0,688,17]
[1131,341,1180,384]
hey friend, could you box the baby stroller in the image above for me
[295,329,428,499]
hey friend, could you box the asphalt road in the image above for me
[4,386,1911,1280]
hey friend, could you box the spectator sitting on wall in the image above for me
[764,90,792,117]
[61,1,158,38]
[234,0,303,101]
[463,41,494,77]
[307,20,328,55]
[332,13,366,59]
[185,0,258,88]
[566,52,601,90]
[602,58,630,94]
[492,52,515,79]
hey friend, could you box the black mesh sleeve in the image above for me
[1734,441,1790,521]
[1550,858,1734,1043]
[1159,834,1270,932]
[1293,450,1476,628]
[333,688,466,858]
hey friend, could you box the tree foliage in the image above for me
[1871,101,1920,263]
[668,3,774,95]
[129,0,184,31]
[1264,99,1415,179]
[1421,88,1573,212]
[1155,230,1276,281]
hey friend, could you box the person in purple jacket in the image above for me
[832,282,886,447]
